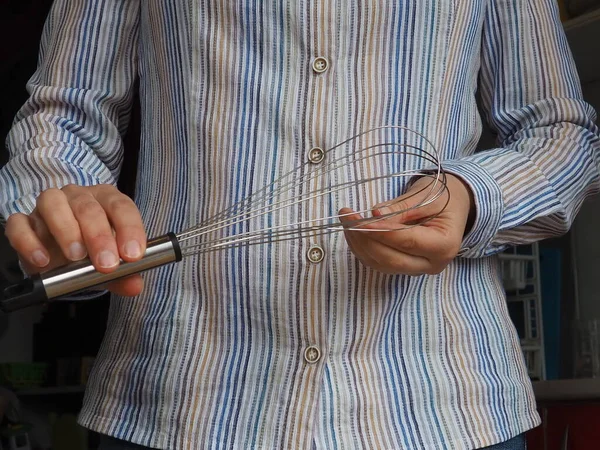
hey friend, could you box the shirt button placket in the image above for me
[307,52,330,263]
[302,49,330,424]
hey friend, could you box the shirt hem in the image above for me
[78,411,168,449]
[78,409,542,450]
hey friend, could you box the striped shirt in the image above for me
[2,0,600,448]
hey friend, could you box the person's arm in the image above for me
[443,0,600,258]
[341,0,600,275]
[1,0,140,218]
[1,0,145,297]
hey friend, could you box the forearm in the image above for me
[0,0,140,221]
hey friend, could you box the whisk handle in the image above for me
[0,233,182,313]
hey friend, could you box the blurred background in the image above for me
[1,1,600,449]
[0,1,139,448]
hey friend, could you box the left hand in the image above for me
[339,174,475,275]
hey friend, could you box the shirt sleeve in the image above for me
[443,0,600,258]
[0,0,140,224]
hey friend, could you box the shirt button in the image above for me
[312,56,329,74]
[304,346,321,364]
[308,147,325,164]
[307,245,325,264]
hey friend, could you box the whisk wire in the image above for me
[177,143,442,243]
[178,177,450,257]
[177,126,439,234]
[173,125,448,257]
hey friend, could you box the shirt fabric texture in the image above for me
[1,1,599,449]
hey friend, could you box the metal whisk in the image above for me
[0,126,447,312]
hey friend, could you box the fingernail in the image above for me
[32,250,50,267]
[97,250,119,268]
[69,242,87,261]
[124,240,142,259]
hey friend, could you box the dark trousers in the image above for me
[99,432,527,449]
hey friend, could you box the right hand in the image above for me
[4,184,147,297]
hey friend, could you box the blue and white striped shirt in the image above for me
[1,0,599,448]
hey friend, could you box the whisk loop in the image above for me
[177,125,447,255]
[0,126,448,312]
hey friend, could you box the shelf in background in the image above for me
[498,253,537,261]
[563,7,600,31]
[533,378,600,402]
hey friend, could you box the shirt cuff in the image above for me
[441,159,505,258]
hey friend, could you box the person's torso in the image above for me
[80,2,539,448]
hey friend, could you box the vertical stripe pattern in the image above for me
[1,0,599,449]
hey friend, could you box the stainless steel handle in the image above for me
[1,233,182,313]
[42,233,182,299]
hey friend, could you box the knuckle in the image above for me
[89,232,115,244]
[107,196,135,213]
[93,184,118,197]
[98,183,117,191]
[5,216,27,241]
[117,225,145,238]
[5,213,25,231]
[52,223,79,238]
[68,192,93,207]
[72,199,104,218]
[386,200,409,216]
[37,188,63,205]
[61,183,80,194]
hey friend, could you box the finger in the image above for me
[339,207,366,229]
[340,208,433,274]
[343,227,386,270]
[104,274,144,297]
[65,187,120,273]
[35,188,87,261]
[5,213,51,269]
[365,225,459,261]
[342,221,371,263]
[346,227,432,275]
[93,187,146,262]
[340,208,383,267]
[340,204,457,260]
